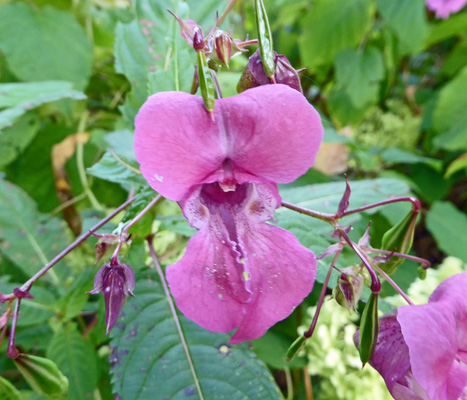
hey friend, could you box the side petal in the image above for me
[134,91,225,201]
[230,223,316,344]
[218,84,323,184]
[398,302,459,400]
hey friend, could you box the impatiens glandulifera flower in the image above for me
[355,273,467,399]
[237,49,303,93]
[87,259,135,334]
[134,84,323,343]
[426,0,467,19]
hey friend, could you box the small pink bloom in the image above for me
[360,273,467,399]
[426,0,467,19]
[134,84,323,343]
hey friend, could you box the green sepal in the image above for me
[286,335,307,362]
[380,210,417,274]
[196,51,216,113]
[254,0,275,79]
[0,376,22,400]
[13,354,69,400]
[358,293,379,365]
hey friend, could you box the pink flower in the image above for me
[361,273,467,399]
[134,84,323,343]
[426,0,467,19]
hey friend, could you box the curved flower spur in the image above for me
[134,84,323,343]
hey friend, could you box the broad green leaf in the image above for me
[87,152,147,190]
[0,81,86,130]
[115,1,195,121]
[0,3,92,90]
[426,11,467,46]
[380,148,442,171]
[47,323,99,400]
[426,202,467,263]
[299,0,373,69]
[0,113,39,168]
[377,0,428,53]
[110,272,282,400]
[335,47,385,108]
[327,87,370,127]
[103,130,136,161]
[432,66,467,151]
[14,354,68,400]
[0,179,69,284]
[445,154,467,178]
[0,376,22,400]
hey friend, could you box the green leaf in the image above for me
[426,11,467,46]
[299,0,373,69]
[0,179,69,284]
[358,293,379,364]
[432,66,467,151]
[14,354,68,400]
[445,154,467,178]
[426,202,467,263]
[47,323,99,400]
[110,272,282,400]
[327,87,370,127]
[87,152,147,190]
[0,81,86,130]
[335,47,385,108]
[377,0,428,53]
[0,3,92,90]
[380,148,442,171]
[0,376,22,400]
[0,113,39,168]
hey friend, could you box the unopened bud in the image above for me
[237,49,303,93]
[87,258,135,334]
[213,30,233,68]
[193,27,205,51]
[381,210,418,275]
[333,266,364,313]
[358,293,379,364]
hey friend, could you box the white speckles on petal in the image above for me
[154,174,164,182]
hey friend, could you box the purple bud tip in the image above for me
[192,27,205,51]
[7,345,19,359]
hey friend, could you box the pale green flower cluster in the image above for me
[299,298,393,400]
[386,256,467,307]
[355,99,421,150]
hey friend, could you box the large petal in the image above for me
[429,272,467,352]
[167,182,315,343]
[368,315,412,394]
[398,302,460,400]
[218,84,323,184]
[230,223,316,344]
[134,85,323,201]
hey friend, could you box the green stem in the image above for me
[147,237,205,400]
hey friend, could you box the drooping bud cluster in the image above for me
[333,266,364,313]
[87,258,135,334]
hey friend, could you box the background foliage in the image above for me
[0,0,466,399]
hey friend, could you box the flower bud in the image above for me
[192,27,205,51]
[333,266,364,313]
[14,354,69,400]
[358,292,379,365]
[92,233,120,265]
[87,259,135,334]
[237,49,303,93]
[381,210,418,275]
[213,30,233,68]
